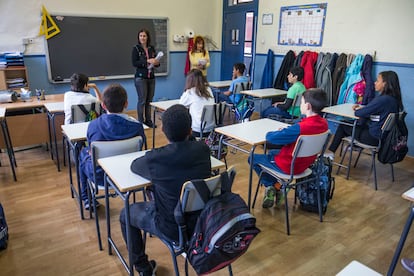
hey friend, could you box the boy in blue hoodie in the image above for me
[79,84,146,209]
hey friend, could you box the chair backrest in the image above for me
[180,166,236,213]
[200,102,226,137]
[90,136,143,183]
[71,102,102,123]
[381,112,397,132]
[232,81,252,95]
[289,92,303,117]
[292,130,331,159]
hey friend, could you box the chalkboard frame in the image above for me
[45,14,169,83]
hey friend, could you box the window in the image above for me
[244,12,254,56]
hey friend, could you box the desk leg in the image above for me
[74,142,84,220]
[49,113,61,172]
[152,107,156,149]
[248,145,257,211]
[104,174,112,255]
[387,207,414,276]
[125,191,134,276]
[1,120,17,181]
[346,120,357,180]
[47,112,53,160]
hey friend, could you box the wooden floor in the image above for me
[1,113,414,276]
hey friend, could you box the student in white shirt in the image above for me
[63,73,102,125]
[179,69,214,137]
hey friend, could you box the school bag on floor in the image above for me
[234,97,255,122]
[0,203,9,250]
[296,157,335,214]
[378,111,408,164]
[176,171,260,275]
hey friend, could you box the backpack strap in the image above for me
[192,179,211,204]
[220,169,235,193]
[78,104,89,116]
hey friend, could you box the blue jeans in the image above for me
[120,201,164,270]
[249,150,284,187]
[261,106,292,119]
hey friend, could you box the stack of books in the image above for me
[4,52,24,67]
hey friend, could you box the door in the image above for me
[221,12,246,80]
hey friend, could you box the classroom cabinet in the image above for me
[0,66,29,91]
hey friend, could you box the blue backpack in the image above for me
[0,203,8,250]
[296,157,335,213]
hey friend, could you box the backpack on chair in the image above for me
[0,203,9,250]
[79,102,100,122]
[176,170,260,275]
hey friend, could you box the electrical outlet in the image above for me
[23,38,34,45]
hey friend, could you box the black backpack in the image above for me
[296,157,335,214]
[378,112,408,164]
[178,171,260,275]
[0,203,9,250]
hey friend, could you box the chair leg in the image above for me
[336,144,349,175]
[372,153,378,190]
[316,179,323,222]
[228,264,233,276]
[391,164,395,182]
[252,174,263,209]
[93,193,103,251]
[353,148,363,168]
[284,187,290,235]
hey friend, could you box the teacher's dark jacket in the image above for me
[130,140,211,240]
[132,44,157,79]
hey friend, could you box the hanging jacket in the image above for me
[261,49,274,89]
[315,52,338,106]
[273,50,296,90]
[337,54,364,104]
[300,51,318,89]
[184,38,194,76]
[361,54,375,105]
[293,51,304,68]
[331,53,348,105]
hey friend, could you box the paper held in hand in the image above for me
[148,51,164,69]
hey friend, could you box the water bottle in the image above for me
[35,89,41,101]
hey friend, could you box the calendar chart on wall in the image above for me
[278,3,327,47]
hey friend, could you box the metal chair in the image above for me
[87,136,144,250]
[159,166,236,276]
[224,81,252,123]
[338,112,398,190]
[252,130,331,235]
[198,102,226,139]
[267,92,303,124]
[71,102,103,123]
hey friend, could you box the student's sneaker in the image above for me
[262,186,276,208]
[137,260,158,276]
[324,151,335,161]
[84,200,100,211]
[275,188,290,207]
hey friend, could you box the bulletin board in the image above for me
[45,15,168,83]
[278,3,327,47]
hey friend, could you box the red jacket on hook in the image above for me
[184,38,194,75]
[300,51,318,89]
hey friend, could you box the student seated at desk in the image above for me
[326,70,404,158]
[250,88,328,208]
[179,69,215,137]
[79,84,145,210]
[120,104,212,276]
[63,73,102,125]
[261,66,306,119]
[216,62,249,104]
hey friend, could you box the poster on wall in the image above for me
[278,3,327,47]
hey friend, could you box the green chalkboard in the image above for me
[45,15,168,83]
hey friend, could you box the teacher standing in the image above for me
[189,36,210,77]
[132,29,160,128]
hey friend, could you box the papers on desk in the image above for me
[403,187,414,201]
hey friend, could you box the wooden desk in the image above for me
[215,118,289,209]
[150,99,180,148]
[0,94,64,148]
[0,107,17,181]
[209,80,232,88]
[388,188,414,275]
[98,151,225,275]
[44,102,64,171]
[322,103,359,179]
[241,88,287,116]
